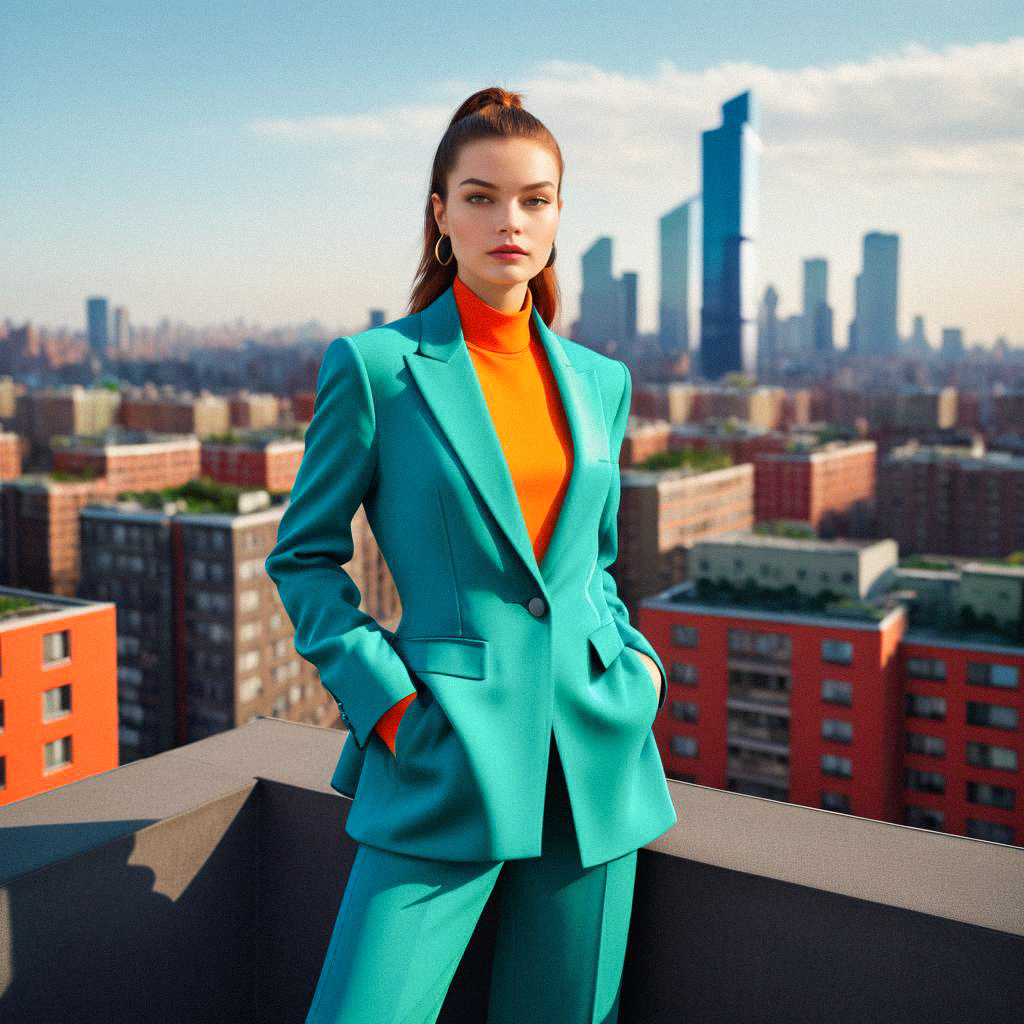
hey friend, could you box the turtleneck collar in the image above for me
[453,274,534,354]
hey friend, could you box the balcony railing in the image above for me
[1,717,1022,1022]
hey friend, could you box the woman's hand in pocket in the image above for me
[632,650,662,705]
[374,692,418,756]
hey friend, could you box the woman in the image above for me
[265,86,678,1024]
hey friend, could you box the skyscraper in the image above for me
[620,271,638,344]
[699,91,761,380]
[112,305,130,352]
[906,314,931,354]
[577,236,636,348]
[803,258,834,354]
[86,297,111,360]
[659,195,702,355]
[579,236,617,346]
[850,232,900,357]
[940,327,965,360]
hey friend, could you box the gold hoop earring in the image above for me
[434,234,454,267]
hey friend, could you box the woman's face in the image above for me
[431,137,562,312]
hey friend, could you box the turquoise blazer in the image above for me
[265,280,677,869]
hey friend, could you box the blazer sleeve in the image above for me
[597,360,668,712]
[265,335,417,749]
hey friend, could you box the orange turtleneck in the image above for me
[374,274,574,754]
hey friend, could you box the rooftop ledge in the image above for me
[1,717,1021,1022]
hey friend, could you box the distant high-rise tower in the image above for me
[619,271,637,344]
[699,91,761,380]
[86,297,111,360]
[851,232,900,357]
[907,315,931,354]
[940,327,965,360]
[803,258,834,354]
[756,284,781,376]
[579,236,617,346]
[578,236,635,348]
[659,196,702,355]
[112,306,130,352]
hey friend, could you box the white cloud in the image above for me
[246,36,1024,342]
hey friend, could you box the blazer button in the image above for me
[527,596,547,618]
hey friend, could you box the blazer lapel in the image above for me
[403,281,610,594]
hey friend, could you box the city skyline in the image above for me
[2,7,1021,347]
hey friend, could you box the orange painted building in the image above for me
[0,587,118,805]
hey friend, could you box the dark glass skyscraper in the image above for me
[850,232,900,356]
[699,91,761,380]
[659,195,701,355]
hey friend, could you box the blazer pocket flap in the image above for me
[392,635,488,679]
[588,620,624,672]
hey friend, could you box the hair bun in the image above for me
[449,87,524,127]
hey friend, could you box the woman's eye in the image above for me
[465,194,550,206]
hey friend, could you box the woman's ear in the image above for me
[430,192,446,235]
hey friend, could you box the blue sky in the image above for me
[2,2,1022,347]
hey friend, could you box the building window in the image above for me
[905,805,944,830]
[42,629,71,664]
[729,628,791,662]
[42,684,72,721]
[670,661,698,685]
[821,639,853,665]
[906,694,946,720]
[671,624,698,647]
[237,650,260,673]
[821,791,851,812]
[670,699,699,723]
[966,662,1019,690]
[239,676,262,703]
[965,701,1018,730]
[965,819,1015,844]
[821,679,852,706]
[966,742,1018,772]
[906,767,945,794]
[965,780,1015,810]
[906,732,945,757]
[670,734,698,758]
[43,735,73,773]
[906,656,946,681]
[822,753,852,778]
[821,718,853,743]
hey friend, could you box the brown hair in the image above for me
[407,86,564,326]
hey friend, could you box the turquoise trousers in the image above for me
[305,733,639,1024]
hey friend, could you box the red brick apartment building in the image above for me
[1,434,204,597]
[637,531,1023,847]
[53,433,201,491]
[201,436,304,492]
[0,587,118,805]
[754,440,877,528]
[877,442,1024,559]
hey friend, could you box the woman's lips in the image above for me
[490,250,526,260]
